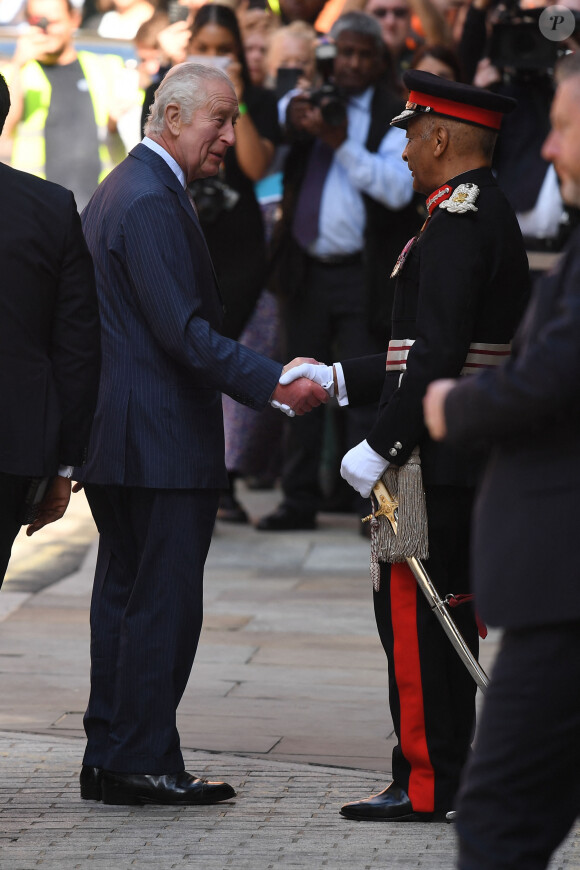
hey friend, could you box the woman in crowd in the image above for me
[240,7,280,87]
[188,3,282,521]
[411,41,463,80]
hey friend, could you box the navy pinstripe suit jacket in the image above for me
[80,143,281,488]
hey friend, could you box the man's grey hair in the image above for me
[330,11,385,54]
[144,62,235,137]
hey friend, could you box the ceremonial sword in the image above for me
[364,480,489,693]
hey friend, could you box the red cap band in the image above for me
[407,90,504,130]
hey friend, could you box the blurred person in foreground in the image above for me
[0,72,100,585]
[282,70,529,820]
[3,0,128,211]
[77,61,326,808]
[424,52,580,869]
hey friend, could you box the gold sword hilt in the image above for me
[361,479,399,529]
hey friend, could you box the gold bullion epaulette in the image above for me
[439,182,479,214]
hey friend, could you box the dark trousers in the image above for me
[374,486,478,812]
[0,473,29,587]
[457,621,580,870]
[83,484,219,774]
[280,258,384,515]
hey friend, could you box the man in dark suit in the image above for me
[78,61,326,808]
[423,53,580,869]
[0,72,100,586]
[282,72,529,821]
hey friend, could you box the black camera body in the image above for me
[307,82,348,127]
[488,3,561,73]
[187,177,240,224]
[302,39,348,128]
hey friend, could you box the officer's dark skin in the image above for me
[402,114,494,195]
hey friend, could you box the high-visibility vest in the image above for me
[11,51,125,181]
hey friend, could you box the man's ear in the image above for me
[165,103,181,135]
[433,125,449,158]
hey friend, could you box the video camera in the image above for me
[487,0,575,73]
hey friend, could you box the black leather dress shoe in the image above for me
[256,505,316,531]
[340,782,443,822]
[101,770,236,806]
[216,491,249,524]
[80,765,103,801]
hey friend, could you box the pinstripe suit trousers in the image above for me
[83,484,219,774]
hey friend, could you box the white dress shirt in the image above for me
[142,136,186,188]
[309,87,413,259]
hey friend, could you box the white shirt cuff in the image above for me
[334,362,349,406]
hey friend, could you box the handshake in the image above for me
[269,359,335,417]
[269,357,390,498]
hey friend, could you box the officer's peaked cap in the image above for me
[390,70,517,131]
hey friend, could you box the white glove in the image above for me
[279,363,335,396]
[340,439,389,498]
[270,399,295,417]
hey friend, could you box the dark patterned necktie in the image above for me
[186,187,200,218]
[292,139,335,249]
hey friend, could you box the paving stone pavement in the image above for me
[0,486,579,869]
[0,731,462,870]
[0,731,578,870]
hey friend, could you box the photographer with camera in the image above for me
[457,0,579,268]
[258,11,421,532]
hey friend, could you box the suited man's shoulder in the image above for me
[83,145,180,220]
[0,161,77,212]
[121,143,178,186]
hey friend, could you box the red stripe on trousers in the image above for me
[390,562,435,812]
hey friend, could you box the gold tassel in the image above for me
[373,446,429,566]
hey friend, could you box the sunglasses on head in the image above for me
[371,6,409,18]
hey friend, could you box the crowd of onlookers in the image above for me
[0,0,578,529]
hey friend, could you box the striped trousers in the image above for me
[374,485,478,812]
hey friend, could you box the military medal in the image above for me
[391,235,418,278]
[391,203,436,278]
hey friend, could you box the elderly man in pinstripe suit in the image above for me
[77,62,326,808]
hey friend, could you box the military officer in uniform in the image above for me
[282,71,530,820]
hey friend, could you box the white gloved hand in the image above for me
[340,439,389,498]
[279,363,335,396]
[270,399,295,417]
